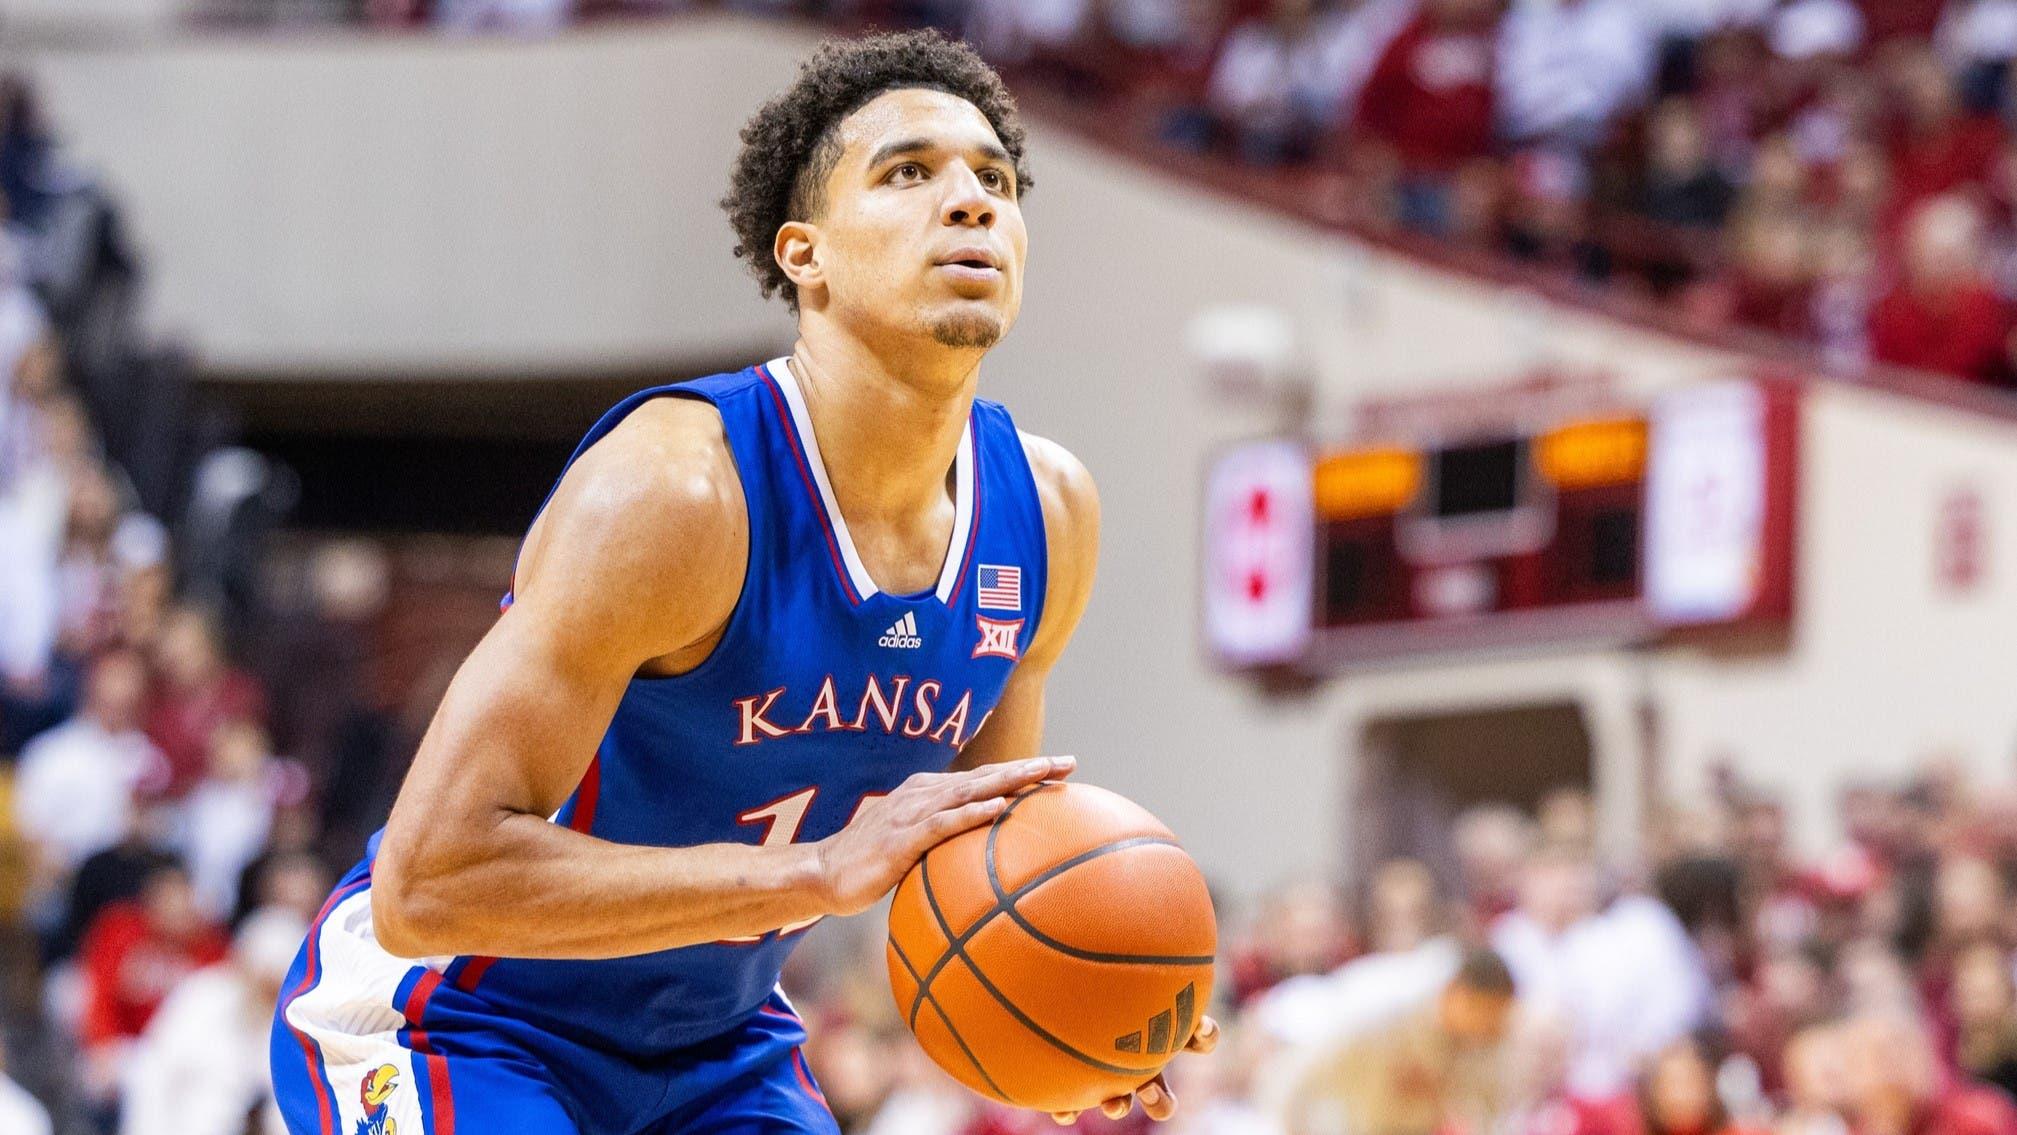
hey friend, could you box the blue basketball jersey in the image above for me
[358,357,1049,1058]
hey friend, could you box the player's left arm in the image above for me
[951,432,1219,1126]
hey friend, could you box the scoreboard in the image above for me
[1202,376,1800,671]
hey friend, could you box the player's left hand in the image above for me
[1048,1015,1219,1125]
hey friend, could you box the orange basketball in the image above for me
[885,780,1217,1114]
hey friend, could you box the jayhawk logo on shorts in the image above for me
[356,1064,399,1135]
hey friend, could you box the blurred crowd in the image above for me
[0,70,410,1134]
[853,0,2017,390]
[775,771,2017,1135]
[18,2,2017,1133]
[200,0,2017,392]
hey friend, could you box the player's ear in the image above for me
[775,221,823,297]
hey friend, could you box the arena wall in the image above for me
[19,15,2017,893]
[1650,386,2017,843]
[0,0,182,33]
[15,15,1742,386]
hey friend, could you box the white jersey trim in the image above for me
[766,356,974,603]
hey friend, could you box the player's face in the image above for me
[813,88,1027,352]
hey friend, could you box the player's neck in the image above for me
[785,332,979,525]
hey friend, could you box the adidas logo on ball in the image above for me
[1115,982,1197,1055]
[878,612,923,649]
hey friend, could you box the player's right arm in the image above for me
[370,397,1069,961]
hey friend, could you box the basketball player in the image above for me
[271,30,1215,1135]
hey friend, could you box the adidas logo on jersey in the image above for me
[878,612,923,650]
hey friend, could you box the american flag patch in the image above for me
[977,564,1022,611]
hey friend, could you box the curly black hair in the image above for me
[722,30,1033,310]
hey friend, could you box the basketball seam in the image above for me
[982,787,1215,966]
[903,783,1056,1030]
[903,834,1190,1031]
[888,934,1016,1105]
[983,837,1217,967]
[916,855,1159,1079]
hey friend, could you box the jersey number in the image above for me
[717,787,886,944]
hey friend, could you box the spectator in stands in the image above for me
[1690,29,1776,184]
[1728,797,1803,931]
[1291,0,1417,144]
[1640,99,1738,231]
[143,603,266,799]
[1495,0,1657,153]
[228,814,329,930]
[1500,146,1599,273]
[1725,943,1828,1096]
[1490,842,1600,992]
[1937,0,2017,80]
[118,906,305,1135]
[1867,194,2015,385]
[1951,941,2017,1100]
[1839,938,1922,1018]
[1536,787,1595,853]
[1494,844,1710,1101]
[254,538,393,858]
[1769,0,1865,65]
[12,649,161,886]
[179,717,281,921]
[53,464,129,661]
[1779,1021,1852,1135]
[1882,49,2006,239]
[0,1034,52,1135]
[1362,858,1443,954]
[801,1011,903,1133]
[1266,945,1517,1135]
[1351,0,1502,236]
[230,844,323,924]
[1099,0,1234,91]
[1710,205,1820,338]
[0,248,48,450]
[1190,0,1332,164]
[0,367,87,727]
[1856,0,1948,51]
[1649,812,1741,960]
[1227,876,1354,1007]
[1811,215,1882,370]
[1156,1026,1273,1135]
[1638,1036,1763,1135]
[1453,805,1533,927]
[51,803,177,964]
[75,859,227,1117]
[361,0,428,25]
[1935,854,2009,944]
[965,0,1092,68]
[0,75,58,229]
[434,0,577,34]
[112,537,171,659]
[1842,1012,2017,1135]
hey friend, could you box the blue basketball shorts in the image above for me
[269,878,838,1135]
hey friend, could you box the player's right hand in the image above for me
[812,754,1074,916]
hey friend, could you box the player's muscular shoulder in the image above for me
[513,396,748,669]
[1017,431,1100,668]
[1019,432,1099,547]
